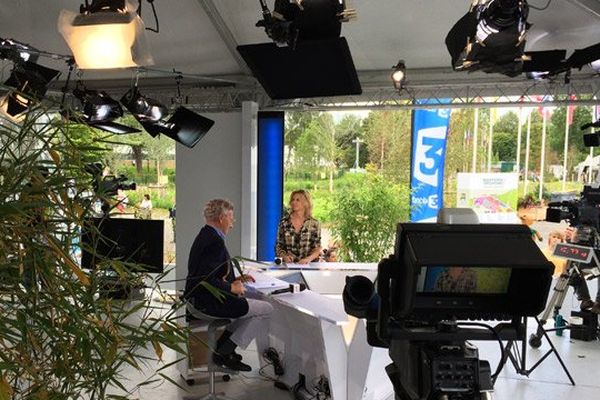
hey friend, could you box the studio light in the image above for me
[121,86,214,148]
[1,61,60,117]
[256,0,355,48]
[58,0,153,69]
[72,87,141,134]
[391,60,406,90]
[445,0,530,77]
[239,0,361,99]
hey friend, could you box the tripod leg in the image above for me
[531,274,571,347]
[524,317,576,386]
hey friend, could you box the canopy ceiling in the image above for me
[2,0,600,110]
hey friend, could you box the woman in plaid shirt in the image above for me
[275,189,322,264]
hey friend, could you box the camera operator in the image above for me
[565,226,600,313]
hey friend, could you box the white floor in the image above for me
[116,285,598,400]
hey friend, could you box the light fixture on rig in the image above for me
[523,41,600,81]
[238,0,361,99]
[1,61,60,118]
[58,0,154,69]
[445,0,530,77]
[120,86,214,148]
[70,86,141,134]
[391,60,406,91]
[255,0,356,48]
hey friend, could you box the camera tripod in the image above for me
[498,316,575,386]
[504,263,593,386]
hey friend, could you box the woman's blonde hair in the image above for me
[289,189,313,219]
[548,230,564,243]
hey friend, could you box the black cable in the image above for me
[529,0,553,11]
[145,0,160,33]
[457,321,506,379]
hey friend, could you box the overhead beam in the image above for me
[195,0,252,75]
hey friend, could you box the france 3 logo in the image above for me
[413,126,447,187]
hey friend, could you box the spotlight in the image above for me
[58,0,153,69]
[71,87,141,134]
[1,61,60,117]
[523,49,566,80]
[567,42,600,71]
[121,87,214,148]
[256,0,355,48]
[0,38,38,63]
[445,0,530,77]
[391,60,406,90]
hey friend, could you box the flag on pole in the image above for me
[567,94,577,126]
[536,95,554,119]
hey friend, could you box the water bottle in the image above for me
[554,314,565,336]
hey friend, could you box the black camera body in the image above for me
[343,223,553,400]
[85,162,136,197]
[97,174,136,196]
[546,186,600,244]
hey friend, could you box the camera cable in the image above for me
[457,321,506,380]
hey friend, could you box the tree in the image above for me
[111,115,146,174]
[142,133,174,182]
[490,111,520,162]
[295,113,338,191]
[549,105,593,168]
[335,114,367,169]
[362,110,411,183]
[285,112,318,176]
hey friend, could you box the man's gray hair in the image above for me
[203,198,234,221]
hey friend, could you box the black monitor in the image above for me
[81,218,164,273]
[237,37,362,99]
[378,223,553,322]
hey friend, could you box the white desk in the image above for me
[243,261,379,295]
[247,269,392,400]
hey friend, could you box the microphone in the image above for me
[581,120,600,130]
[270,283,307,295]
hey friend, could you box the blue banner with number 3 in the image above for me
[410,100,452,222]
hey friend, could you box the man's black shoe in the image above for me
[231,351,243,361]
[213,353,252,372]
[581,299,594,310]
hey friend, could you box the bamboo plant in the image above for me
[0,99,187,400]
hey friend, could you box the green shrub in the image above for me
[330,173,410,262]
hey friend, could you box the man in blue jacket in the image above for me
[185,199,273,371]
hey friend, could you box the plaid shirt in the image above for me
[275,215,321,262]
[434,268,477,293]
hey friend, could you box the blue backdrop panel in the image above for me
[257,111,284,261]
[410,100,451,222]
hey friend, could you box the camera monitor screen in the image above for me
[81,218,164,273]
[381,223,553,321]
[417,266,511,295]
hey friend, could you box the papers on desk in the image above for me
[245,272,289,290]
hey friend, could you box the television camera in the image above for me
[84,162,136,217]
[343,223,553,400]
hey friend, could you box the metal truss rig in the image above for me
[169,75,600,112]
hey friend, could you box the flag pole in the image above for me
[472,108,479,173]
[562,106,570,192]
[516,107,522,179]
[524,111,531,195]
[539,109,547,202]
